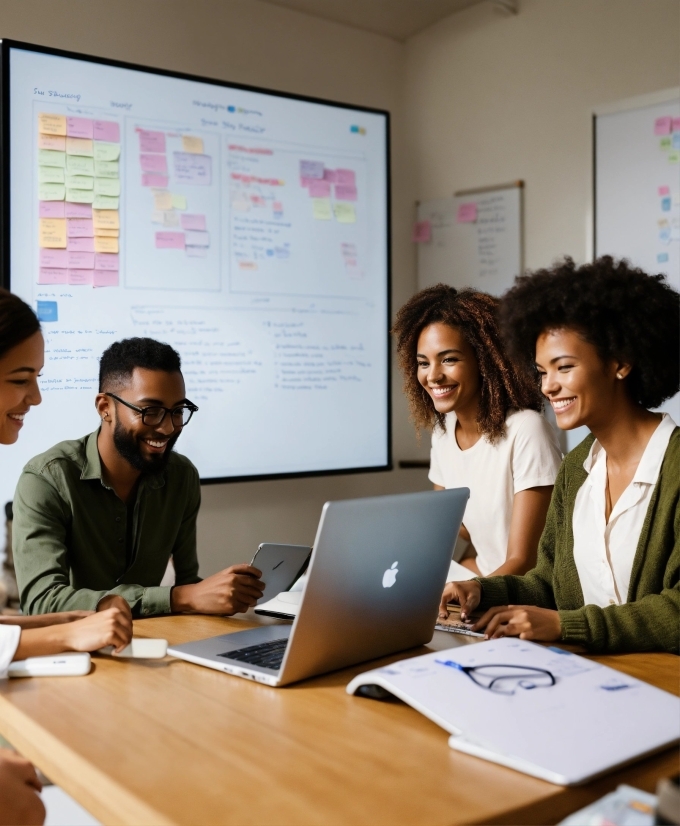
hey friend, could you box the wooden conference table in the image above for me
[0,613,677,826]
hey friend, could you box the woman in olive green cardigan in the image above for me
[440,257,679,654]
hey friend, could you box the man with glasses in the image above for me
[13,337,264,619]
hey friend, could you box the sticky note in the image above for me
[94,236,119,254]
[155,232,185,249]
[171,194,187,210]
[180,214,206,231]
[38,149,66,168]
[38,113,66,136]
[654,116,672,136]
[39,249,68,268]
[182,135,204,154]
[38,268,68,285]
[142,173,169,188]
[93,120,120,143]
[93,194,119,210]
[66,137,94,157]
[673,118,680,133]
[300,160,324,179]
[39,166,65,184]
[657,252,669,263]
[673,133,680,150]
[334,202,356,223]
[93,142,121,162]
[138,129,166,153]
[93,270,119,288]
[153,191,173,211]
[65,202,92,219]
[140,153,168,174]
[93,209,119,230]
[669,151,680,163]
[335,185,357,202]
[67,236,95,253]
[38,183,66,201]
[186,246,207,259]
[312,198,332,220]
[660,137,672,150]
[68,251,95,269]
[67,218,94,237]
[39,218,67,248]
[66,175,94,190]
[324,169,338,183]
[173,153,211,185]
[300,177,315,188]
[335,169,356,186]
[68,269,94,286]
[66,188,95,204]
[456,202,478,223]
[66,117,93,139]
[36,301,58,322]
[161,211,180,227]
[94,178,121,197]
[39,201,65,218]
[93,228,119,237]
[662,197,672,211]
[94,253,119,271]
[38,134,66,151]
[309,180,331,198]
[658,185,671,196]
[67,155,95,175]
[412,220,432,243]
[94,160,119,178]
[184,230,209,247]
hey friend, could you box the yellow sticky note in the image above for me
[38,134,65,151]
[39,166,65,184]
[66,188,95,204]
[182,135,204,154]
[94,228,119,238]
[66,137,94,157]
[93,142,120,162]
[154,190,173,211]
[38,149,66,168]
[65,175,94,190]
[669,150,680,163]
[38,113,66,136]
[93,195,119,210]
[39,218,67,248]
[334,202,356,224]
[94,236,119,254]
[171,194,187,210]
[93,209,120,230]
[312,198,332,220]
[94,178,121,197]
[94,160,119,178]
[38,183,65,201]
[66,155,95,176]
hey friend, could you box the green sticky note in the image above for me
[65,174,94,190]
[66,188,95,204]
[94,178,121,197]
[38,183,66,201]
[66,155,95,175]
[38,149,66,168]
[93,142,121,162]
[171,193,187,210]
[93,194,119,210]
[38,166,65,184]
[312,198,332,220]
[94,160,119,178]
[660,137,672,150]
[334,202,356,223]
[669,150,680,163]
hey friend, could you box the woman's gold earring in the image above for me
[616,373,623,379]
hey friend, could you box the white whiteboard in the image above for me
[416,184,523,296]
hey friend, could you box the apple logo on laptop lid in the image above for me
[382,561,399,588]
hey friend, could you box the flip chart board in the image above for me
[0,41,390,505]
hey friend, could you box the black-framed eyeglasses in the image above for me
[436,659,556,695]
[104,393,199,428]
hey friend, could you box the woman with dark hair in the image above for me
[447,257,679,654]
[393,284,562,584]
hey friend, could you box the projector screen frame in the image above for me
[0,38,392,486]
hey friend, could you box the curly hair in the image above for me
[499,256,680,409]
[0,289,40,360]
[99,337,182,392]
[392,284,543,441]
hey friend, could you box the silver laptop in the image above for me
[168,487,469,687]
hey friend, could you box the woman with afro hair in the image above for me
[392,285,562,584]
[444,257,680,654]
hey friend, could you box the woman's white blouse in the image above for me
[0,625,21,679]
[572,414,676,608]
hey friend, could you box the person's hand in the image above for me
[472,604,562,641]
[0,749,45,826]
[62,607,133,653]
[438,580,482,620]
[171,565,265,615]
[0,611,93,629]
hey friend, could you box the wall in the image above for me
[0,0,427,575]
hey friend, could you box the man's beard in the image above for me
[113,420,180,474]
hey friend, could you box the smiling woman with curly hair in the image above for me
[392,284,562,582]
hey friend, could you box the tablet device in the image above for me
[251,543,312,605]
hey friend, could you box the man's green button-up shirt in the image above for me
[13,430,202,617]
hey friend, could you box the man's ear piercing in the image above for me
[616,372,623,379]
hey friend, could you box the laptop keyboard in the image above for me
[218,637,289,671]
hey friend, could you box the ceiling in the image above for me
[258,0,495,42]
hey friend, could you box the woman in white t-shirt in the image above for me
[393,284,562,582]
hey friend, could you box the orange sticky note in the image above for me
[94,236,119,254]
[39,218,67,248]
[94,228,119,238]
[153,190,173,211]
[38,113,67,136]
[38,134,66,151]
[182,135,204,154]
[66,137,94,157]
[92,209,120,230]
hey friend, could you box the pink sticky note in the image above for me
[300,160,324,179]
[335,169,356,186]
[324,169,338,183]
[140,154,168,174]
[659,185,671,197]
[412,220,431,243]
[155,231,185,249]
[94,253,119,271]
[185,230,209,247]
[93,120,120,143]
[68,269,94,286]
[456,202,477,223]
[300,177,315,188]
[673,118,680,133]
[38,267,68,285]
[39,201,65,218]
[138,129,166,153]
[142,173,169,188]
[65,202,92,219]
[67,218,94,237]
[93,270,119,287]
[309,180,331,198]
[67,236,95,252]
[180,214,207,231]
[67,251,95,269]
[654,117,672,136]
[335,185,357,202]
[40,249,68,268]
[66,117,94,139]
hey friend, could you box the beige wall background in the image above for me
[2,0,678,574]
